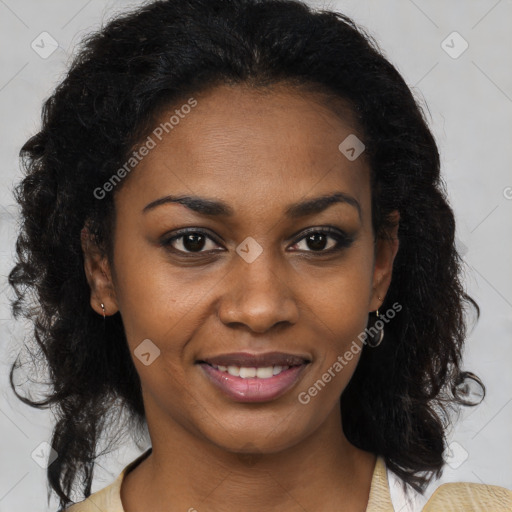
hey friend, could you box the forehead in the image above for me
[118,83,371,220]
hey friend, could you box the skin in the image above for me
[82,83,399,512]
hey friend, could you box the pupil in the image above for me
[184,233,205,252]
[307,233,327,251]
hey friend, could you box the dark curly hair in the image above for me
[8,0,484,509]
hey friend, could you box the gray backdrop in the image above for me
[1,0,511,510]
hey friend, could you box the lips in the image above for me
[197,352,311,403]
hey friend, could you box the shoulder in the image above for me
[63,448,152,512]
[422,481,512,511]
[64,475,124,512]
[384,457,512,512]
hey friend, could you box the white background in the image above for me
[0,0,511,510]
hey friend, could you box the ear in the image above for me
[81,226,119,317]
[369,210,400,312]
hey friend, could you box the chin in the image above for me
[195,411,314,456]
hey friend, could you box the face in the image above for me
[83,84,398,454]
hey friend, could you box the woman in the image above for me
[8,0,511,510]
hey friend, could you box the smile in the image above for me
[211,364,290,379]
[197,352,311,403]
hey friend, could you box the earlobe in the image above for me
[81,226,119,317]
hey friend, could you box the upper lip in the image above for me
[199,352,311,368]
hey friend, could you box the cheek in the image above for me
[307,284,368,382]
[302,249,374,336]
[297,245,374,390]
[297,291,368,415]
[111,230,204,345]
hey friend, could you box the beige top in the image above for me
[66,449,512,511]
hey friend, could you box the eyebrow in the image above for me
[142,192,361,220]
[285,192,361,220]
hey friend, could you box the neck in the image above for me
[121,407,377,512]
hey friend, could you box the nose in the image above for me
[217,251,300,334]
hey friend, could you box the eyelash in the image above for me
[160,226,354,256]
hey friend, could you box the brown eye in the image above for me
[178,233,207,252]
[303,232,331,251]
[161,229,223,254]
[289,227,354,253]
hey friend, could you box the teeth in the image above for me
[213,364,291,378]
[227,365,240,377]
[239,367,257,378]
[272,365,283,375]
[256,367,273,379]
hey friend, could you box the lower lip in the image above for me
[199,363,308,403]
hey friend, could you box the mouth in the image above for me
[196,352,311,403]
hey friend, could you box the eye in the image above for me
[161,228,224,254]
[161,226,353,256]
[288,227,354,253]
